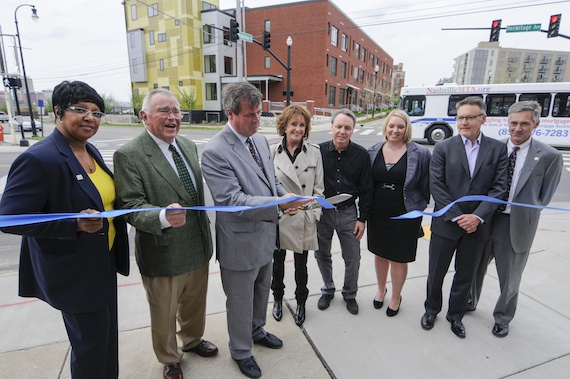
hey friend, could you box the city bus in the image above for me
[399,82,570,147]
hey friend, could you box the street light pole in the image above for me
[371,64,379,118]
[14,4,39,141]
[286,36,292,107]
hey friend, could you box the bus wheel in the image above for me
[426,125,450,144]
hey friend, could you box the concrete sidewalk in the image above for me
[1,204,570,378]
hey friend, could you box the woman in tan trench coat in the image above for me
[270,105,324,326]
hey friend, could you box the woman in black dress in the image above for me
[367,110,431,316]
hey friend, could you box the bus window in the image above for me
[401,96,426,116]
[519,93,551,117]
[486,94,516,116]
[553,93,570,117]
[447,94,483,116]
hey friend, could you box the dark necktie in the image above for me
[498,146,520,212]
[169,144,198,204]
[246,137,265,174]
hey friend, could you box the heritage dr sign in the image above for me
[506,24,542,33]
[238,31,253,42]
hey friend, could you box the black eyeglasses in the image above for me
[66,106,105,119]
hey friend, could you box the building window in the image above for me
[331,26,338,47]
[340,61,347,78]
[360,70,365,83]
[153,83,158,89]
[175,19,179,26]
[131,4,137,20]
[179,81,183,86]
[223,27,229,45]
[330,57,337,76]
[206,83,217,100]
[224,56,233,75]
[328,86,336,107]
[324,83,328,96]
[148,3,158,17]
[339,88,346,107]
[265,56,270,68]
[370,54,374,67]
[341,34,348,52]
[265,20,270,32]
[326,54,329,67]
[203,25,214,44]
[162,86,170,90]
[132,59,138,73]
[355,43,360,60]
[158,33,166,42]
[130,33,136,48]
[361,48,366,63]
[353,67,359,82]
[204,55,216,73]
[159,59,164,71]
[202,2,216,11]
[149,30,155,45]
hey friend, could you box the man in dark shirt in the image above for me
[316,108,373,315]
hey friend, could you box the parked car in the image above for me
[0,111,9,123]
[12,116,42,132]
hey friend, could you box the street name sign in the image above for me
[506,24,541,33]
[238,32,253,42]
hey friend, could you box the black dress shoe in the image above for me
[386,296,402,317]
[492,323,509,338]
[254,332,283,349]
[373,289,387,309]
[295,304,306,326]
[317,294,334,310]
[182,340,218,357]
[234,356,261,379]
[272,300,283,321]
[163,363,183,379]
[421,313,436,330]
[446,315,466,338]
[345,298,359,315]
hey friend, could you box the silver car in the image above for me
[12,116,42,132]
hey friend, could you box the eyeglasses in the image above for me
[156,107,181,117]
[456,114,484,122]
[67,106,105,119]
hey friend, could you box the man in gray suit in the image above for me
[471,101,563,338]
[201,82,309,379]
[114,89,217,379]
[421,96,508,339]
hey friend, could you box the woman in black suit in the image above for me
[0,81,129,379]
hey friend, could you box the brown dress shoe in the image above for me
[163,362,183,379]
[182,340,219,357]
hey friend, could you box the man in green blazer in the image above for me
[114,89,215,379]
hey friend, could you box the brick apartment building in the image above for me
[242,0,393,111]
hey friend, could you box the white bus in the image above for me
[399,82,570,146]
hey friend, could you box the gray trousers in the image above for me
[315,205,361,300]
[221,262,272,360]
[472,213,531,325]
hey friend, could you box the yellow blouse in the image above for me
[88,160,116,250]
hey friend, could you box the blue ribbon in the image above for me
[392,195,570,220]
[0,196,334,228]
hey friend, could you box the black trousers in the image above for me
[271,249,309,305]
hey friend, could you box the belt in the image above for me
[335,201,355,211]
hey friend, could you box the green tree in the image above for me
[178,88,197,111]
[101,93,116,114]
[131,88,144,117]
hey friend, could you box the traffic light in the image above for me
[230,19,239,42]
[263,31,271,50]
[548,14,561,38]
[489,19,501,42]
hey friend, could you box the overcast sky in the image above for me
[1,0,568,102]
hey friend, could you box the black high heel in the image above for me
[386,296,402,317]
[373,289,387,309]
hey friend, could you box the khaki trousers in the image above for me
[141,261,209,365]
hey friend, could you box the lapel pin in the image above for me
[76,174,84,180]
